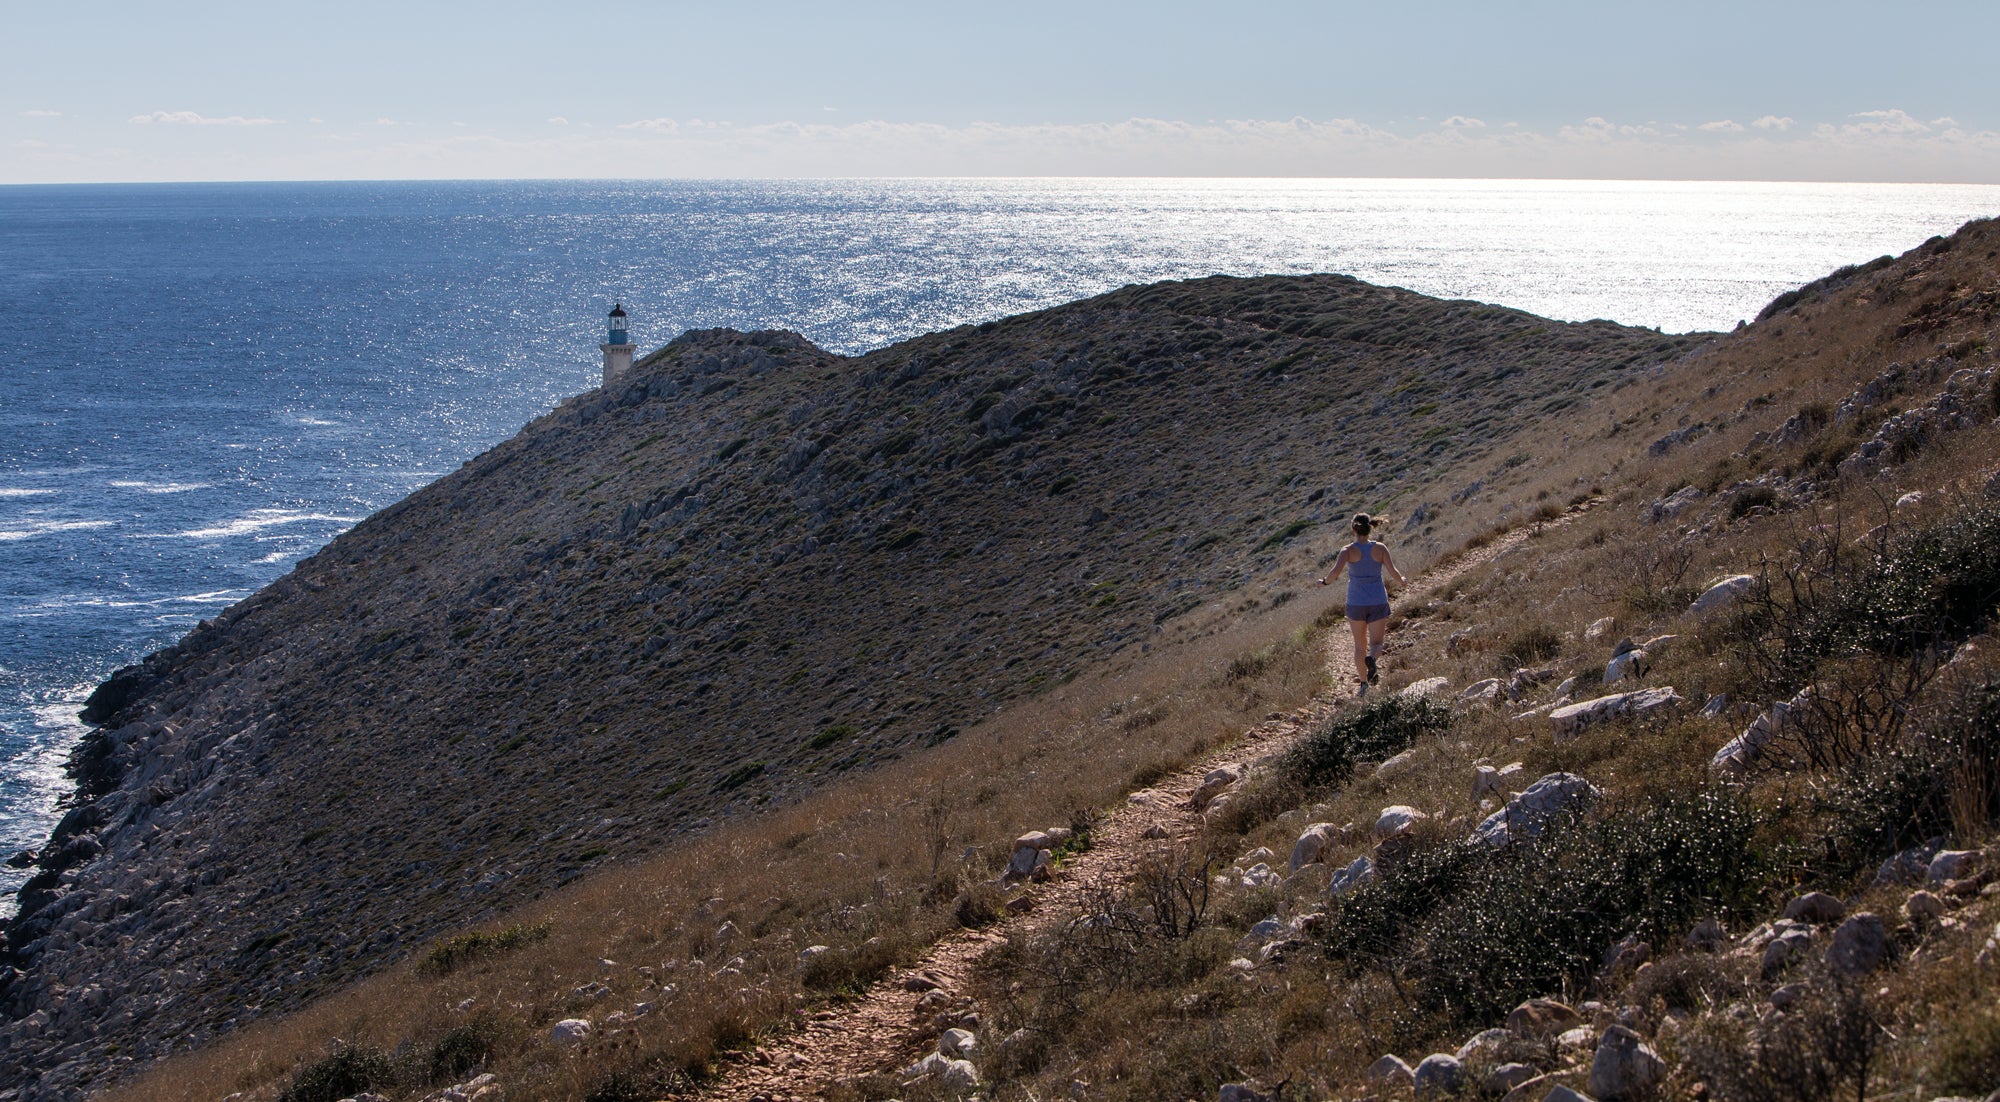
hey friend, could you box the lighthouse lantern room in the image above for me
[601,302,635,388]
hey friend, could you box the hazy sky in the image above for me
[6,0,1998,183]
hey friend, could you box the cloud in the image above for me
[1752,115,1794,131]
[20,109,62,118]
[617,117,681,133]
[1847,108,1930,134]
[375,118,403,126]
[1441,116,1485,129]
[1698,119,1745,132]
[547,116,569,126]
[129,111,282,126]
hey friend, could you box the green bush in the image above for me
[1683,978,1877,1102]
[1322,789,1764,1027]
[429,1017,498,1081]
[1281,694,1453,790]
[419,920,552,975]
[277,1046,398,1102]
[1929,1002,2000,1094]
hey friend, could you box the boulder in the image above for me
[1375,748,1420,778]
[550,1018,592,1045]
[939,1027,977,1058]
[1602,648,1649,684]
[1288,823,1342,871]
[1700,693,1731,719]
[1551,688,1682,741]
[1710,686,1812,774]
[1648,485,1705,522]
[1506,998,1585,1038]
[1826,913,1887,978]
[1470,773,1601,849]
[1006,846,1039,880]
[1690,574,1758,615]
[1456,1027,1519,1063]
[1587,1025,1663,1100]
[1584,616,1617,641]
[1013,830,1054,854]
[1762,926,1815,978]
[1402,676,1452,700]
[1905,891,1947,925]
[1685,916,1725,951]
[1414,1053,1465,1097]
[1328,855,1376,897]
[1374,806,1427,841]
[1874,839,1945,887]
[1488,1063,1539,1094]
[1781,891,1846,925]
[1219,1084,1275,1102]
[1461,678,1504,705]
[1192,765,1242,811]
[1930,850,1981,885]
[1367,1054,1416,1087]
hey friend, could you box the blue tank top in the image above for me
[1346,541,1389,606]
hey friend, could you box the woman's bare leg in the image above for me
[1348,618,1370,681]
[1367,617,1389,680]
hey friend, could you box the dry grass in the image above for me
[101,584,1335,1102]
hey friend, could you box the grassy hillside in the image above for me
[1,273,1696,1098]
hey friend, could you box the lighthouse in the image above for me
[601,303,635,388]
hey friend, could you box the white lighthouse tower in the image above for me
[601,303,635,388]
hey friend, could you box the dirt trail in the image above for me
[702,515,1567,1101]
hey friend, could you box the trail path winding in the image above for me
[702,515,1565,1101]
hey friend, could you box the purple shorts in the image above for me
[1347,603,1391,624]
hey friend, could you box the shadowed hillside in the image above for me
[0,274,1697,1096]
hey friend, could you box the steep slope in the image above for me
[0,274,1697,1095]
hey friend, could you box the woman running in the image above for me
[1319,513,1408,685]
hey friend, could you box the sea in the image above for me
[3,177,1997,906]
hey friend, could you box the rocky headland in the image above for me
[0,273,1698,1096]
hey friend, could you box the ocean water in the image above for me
[2,177,1996,904]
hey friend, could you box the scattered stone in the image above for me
[1550,687,1682,741]
[1375,748,1420,778]
[1700,693,1731,719]
[1896,491,1925,509]
[902,970,945,993]
[939,1027,976,1058]
[1712,686,1813,774]
[714,920,741,942]
[1006,846,1039,880]
[1328,855,1376,897]
[1601,934,1650,975]
[1826,913,1887,978]
[1402,676,1453,700]
[1414,1053,1465,1096]
[1219,1083,1276,1102]
[1005,893,1036,915]
[1368,1054,1416,1087]
[1507,997,1585,1038]
[1461,678,1504,705]
[1585,616,1617,641]
[1602,648,1649,684]
[1141,822,1170,840]
[1587,1024,1664,1100]
[1930,850,1981,885]
[1456,1027,1517,1062]
[904,1052,979,1090]
[1690,574,1758,615]
[1470,773,1601,849]
[1906,890,1948,925]
[1374,806,1427,841]
[1648,485,1705,523]
[1874,839,1947,887]
[1762,925,1815,978]
[1782,891,1847,925]
[798,945,830,965]
[1289,822,1342,871]
[1542,1087,1596,1102]
[550,1018,592,1046]
[1013,830,1054,854]
[1192,765,1242,811]
[1488,1063,1539,1094]
[1686,916,1725,951]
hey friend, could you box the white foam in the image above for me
[0,489,56,499]
[165,509,359,540]
[0,519,113,542]
[109,480,212,494]
[297,417,341,427]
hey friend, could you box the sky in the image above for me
[5,0,1999,184]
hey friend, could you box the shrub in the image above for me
[419,921,552,975]
[1682,977,1877,1102]
[1323,789,1764,1027]
[1494,621,1563,670]
[1930,1001,2000,1094]
[1281,694,1453,790]
[428,1017,498,1081]
[276,1046,397,1102]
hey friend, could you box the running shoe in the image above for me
[1365,656,1379,683]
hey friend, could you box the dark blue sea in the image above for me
[3,177,1996,904]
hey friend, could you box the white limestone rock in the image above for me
[1470,773,1602,849]
[1826,913,1887,978]
[1191,765,1242,811]
[1587,1024,1663,1100]
[1401,676,1452,701]
[1374,805,1427,842]
[1550,687,1682,741]
[550,1018,592,1046]
[1328,855,1376,897]
[1288,822,1342,872]
[1690,573,1758,615]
